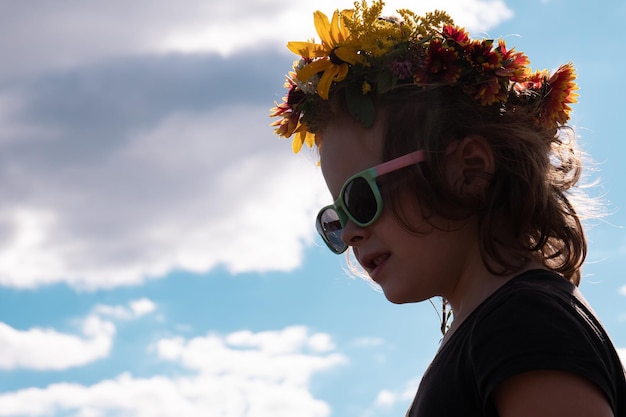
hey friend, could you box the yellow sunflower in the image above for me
[287,9,359,99]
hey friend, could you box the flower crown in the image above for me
[270,0,578,153]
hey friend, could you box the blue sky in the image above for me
[0,0,624,416]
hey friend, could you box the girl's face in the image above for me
[319,116,481,304]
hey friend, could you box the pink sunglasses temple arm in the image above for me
[374,150,425,176]
[374,142,458,176]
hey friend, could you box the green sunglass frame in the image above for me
[316,149,426,254]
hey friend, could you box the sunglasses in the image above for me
[316,149,426,254]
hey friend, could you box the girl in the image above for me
[270,1,626,416]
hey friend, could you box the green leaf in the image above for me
[376,69,396,95]
[345,84,376,128]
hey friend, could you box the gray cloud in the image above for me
[0,0,279,82]
[0,51,326,289]
[0,0,512,83]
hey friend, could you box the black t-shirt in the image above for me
[407,269,626,417]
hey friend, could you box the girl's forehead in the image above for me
[319,119,384,197]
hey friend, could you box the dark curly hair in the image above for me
[313,85,590,285]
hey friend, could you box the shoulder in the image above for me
[465,269,625,415]
[470,269,590,334]
[469,269,581,332]
[467,269,608,364]
[493,369,615,417]
[467,270,595,380]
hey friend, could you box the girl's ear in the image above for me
[446,136,495,198]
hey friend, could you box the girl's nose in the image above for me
[341,219,369,248]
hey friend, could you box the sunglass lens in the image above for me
[316,208,346,253]
[343,177,377,224]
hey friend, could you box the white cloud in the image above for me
[0,0,513,82]
[158,0,513,54]
[0,104,328,290]
[0,316,115,371]
[373,378,420,408]
[619,285,626,296]
[618,348,626,366]
[350,337,386,348]
[308,333,336,353]
[130,298,157,316]
[93,298,156,320]
[0,326,347,417]
[374,389,399,407]
[0,209,66,287]
[224,326,335,355]
[158,326,346,387]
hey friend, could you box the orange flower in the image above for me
[496,39,529,81]
[465,39,501,73]
[513,69,548,94]
[542,63,579,127]
[465,77,507,106]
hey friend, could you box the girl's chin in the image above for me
[380,285,432,305]
[381,287,414,304]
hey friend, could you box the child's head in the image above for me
[270,1,586,286]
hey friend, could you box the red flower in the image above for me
[270,103,301,138]
[414,38,461,84]
[442,25,469,45]
[270,80,304,138]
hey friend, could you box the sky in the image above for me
[0,0,624,416]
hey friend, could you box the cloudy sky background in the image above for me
[0,1,624,416]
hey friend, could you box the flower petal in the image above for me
[314,10,333,48]
[336,9,353,42]
[304,131,316,148]
[334,63,349,82]
[330,10,350,44]
[296,59,331,83]
[292,132,304,153]
[317,65,341,99]
[287,41,325,58]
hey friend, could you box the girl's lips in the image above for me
[361,253,390,281]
